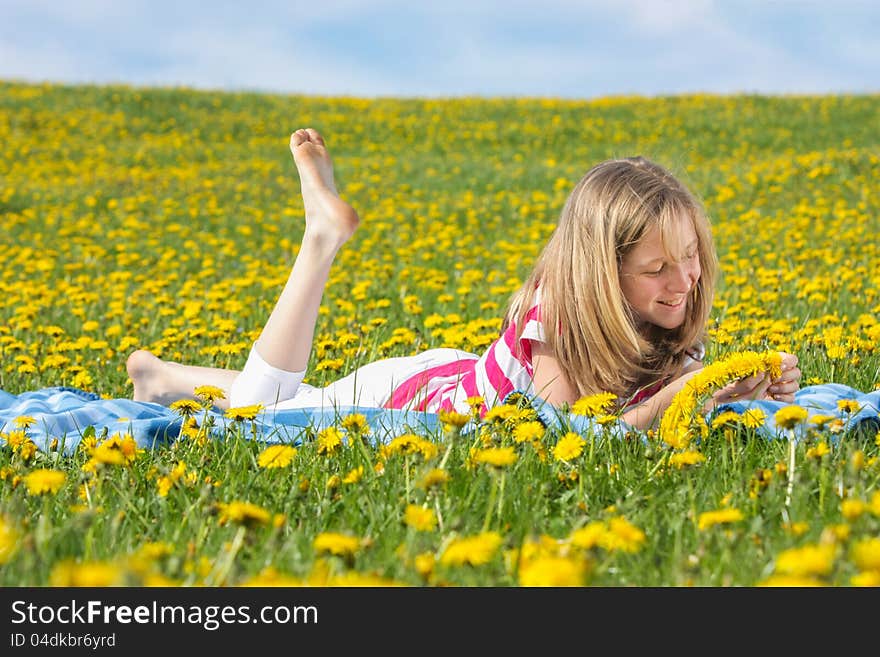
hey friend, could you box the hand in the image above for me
[712,371,773,406]
[766,351,801,403]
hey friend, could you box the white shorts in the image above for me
[230,344,477,411]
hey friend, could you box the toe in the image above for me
[290,130,308,148]
[304,128,325,146]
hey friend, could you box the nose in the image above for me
[667,262,695,293]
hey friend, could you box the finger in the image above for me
[771,367,802,386]
[750,374,773,400]
[732,374,763,394]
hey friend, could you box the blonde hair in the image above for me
[504,156,717,403]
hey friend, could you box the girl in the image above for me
[127,128,801,429]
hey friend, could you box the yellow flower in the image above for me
[837,399,861,414]
[519,556,589,586]
[438,409,470,432]
[850,537,880,573]
[224,404,263,421]
[805,441,831,460]
[194,385,225,405]
[216,501,271,527]
[553,432,586,462]
[757,574,825,587]
[316,426,344,456]
[513,421,545,444]
[49,559,126,586]
[569,522,607,550]
[404,504,437,532]
[440,531,503,567]
[257,444,297,469]
[697,508,744,531]
[24,469,66,495]
[0,517,20,564]
[571,392,617,418]
[472,446,517,469]
[341,413,370,436]
[740,408,767,429]
[418,468,450,490]
[809,414,836,428]
[13,416,36,429]
[602,517,647,553]
[659,351,781,448]
[774,405,809,430]
[669,450,706,469]
[711,410,740,429]
[383,434,438,461]
[342,466,364,484]
[414,552,435,579]
[775,543,836,577]
[851,571,880,587]
[313,532,361,558]
[169,399,202,417]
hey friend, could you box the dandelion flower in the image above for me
[216,501,271,528]
[602,517,647,553]
[224,404,263,422]
[697,508,744,531]
[571,392,617,418]
[257,444,297,469]
[775,543,835,577]
[13,416,36,429]
[774,405,809,430]
[553,432,585,462]
[472,446,517,469]
[316,427,344,456]
[440,531,503,567]
[513,421,545,444]
[669,450,706,469]
[519,556,589,586]
[418,468,450,490]
[194,385,225,405]
[24,469,66,496]
[313,532,361,558]
[0,517,19,564]
[49,559,126,586]
[851,537,880,573]
[169,399,202,417]
[404,504,438,532]
[342,466,364,485]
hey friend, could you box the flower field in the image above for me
[1,81,879,586]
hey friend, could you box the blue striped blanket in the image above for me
[0,384,877,455]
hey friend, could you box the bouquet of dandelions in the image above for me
[658,350,782,449]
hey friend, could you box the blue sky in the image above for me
[1,0,878,99]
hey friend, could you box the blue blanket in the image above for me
[0,384,878,454]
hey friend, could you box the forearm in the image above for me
[621,371,699,430]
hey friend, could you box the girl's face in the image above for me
[619,218,701,331]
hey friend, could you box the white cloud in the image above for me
[0,0,877,97]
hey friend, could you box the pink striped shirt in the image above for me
[386,299,545,416]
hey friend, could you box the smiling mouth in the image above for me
[658,299,685,308]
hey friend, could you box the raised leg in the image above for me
[127,128,359,409]
[255,128,359,372]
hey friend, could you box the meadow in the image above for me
[0,81,879,586]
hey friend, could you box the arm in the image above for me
[530,342,580,407]
[533,342,802,431]
[624,351,802,430]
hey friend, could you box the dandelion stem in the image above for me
[207,525,246,586]
[497,471,506,521]
[784,432,796,509]
[482,474,498,532]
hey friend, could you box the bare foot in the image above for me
[290,128,359,247]
[126,350,176,405]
